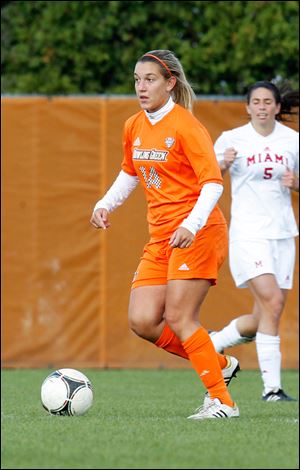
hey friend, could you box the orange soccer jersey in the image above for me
[121,103,225,241]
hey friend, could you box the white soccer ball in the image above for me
[41,368,93,416]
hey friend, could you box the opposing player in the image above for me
[90,50,239,419]
[210,81,299,401]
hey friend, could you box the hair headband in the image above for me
[143,53,172,77]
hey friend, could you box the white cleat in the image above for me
[187,398,239,420]
[194,356,240,411]
[222,355,240,386]
[202,392,213,408]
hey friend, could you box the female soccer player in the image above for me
[90,50,239,419]
[210,81,299,401]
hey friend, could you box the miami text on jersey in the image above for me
[247,152,289,166]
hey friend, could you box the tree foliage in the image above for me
[1,0,299,95]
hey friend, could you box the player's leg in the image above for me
[248,275,295,401]
[128,239,169,341]
[128,284,167,342]
[128,282,229,369]
[209,238,274,353]
[163,224,239,418]
[154,321,239,387]
[209,309,258,353]
[165,278,239,419]
[129,233,240,417]
[129,238,229,367]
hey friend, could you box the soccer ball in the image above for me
[41,368,93,416]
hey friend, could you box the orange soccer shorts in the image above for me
[131,223,228,289]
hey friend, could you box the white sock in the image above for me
[210,318,252,352]
[256,332,281,395]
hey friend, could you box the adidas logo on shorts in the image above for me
[178,263,190,271]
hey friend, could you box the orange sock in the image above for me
[217,352,227,369]
[155,324,189,359]
[155,324,228,370]
[182,326,234,407]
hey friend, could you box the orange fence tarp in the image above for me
[1,96,298,369]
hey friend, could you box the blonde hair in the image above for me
[138,50,196,111]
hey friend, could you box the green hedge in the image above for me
[1,1,299,95]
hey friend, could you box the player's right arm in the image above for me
[219,147,238,174]
[214,132,237,175]
[90,170,139,230]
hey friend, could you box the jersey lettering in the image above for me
[133,148,168,161]
[263,167,273,179]
[247,153,288,166]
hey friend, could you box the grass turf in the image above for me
[1,368,299,469]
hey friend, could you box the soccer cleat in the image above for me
[222,355,240,387]
[198,355,240,410]
[262,389,297,402]
[202,392,213,408]
[187,398,239,420]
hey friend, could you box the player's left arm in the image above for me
[281,168,299,193]
[169,183,223,249]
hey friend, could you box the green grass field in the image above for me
[1,368,299,469]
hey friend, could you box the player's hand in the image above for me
[169,227,194,248]
[281,168,299,191]
[90,208,111,229]
[223,147,237,169]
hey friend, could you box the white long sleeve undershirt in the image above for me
[94,171,223,235]
[93,170,139,213]
[179,182,223,235]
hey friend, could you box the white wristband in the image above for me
[180,183,223,235]
[93,170,139,213]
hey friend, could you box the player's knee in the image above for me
[128,312,156,340]
[128,313,143,336]
[164,309,190,340]
[271,291,285,314]
[265,291,285,323]
[164,309,180,330]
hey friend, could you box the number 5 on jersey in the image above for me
[263,167,273,179]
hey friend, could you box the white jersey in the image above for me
[214,121,299,241]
